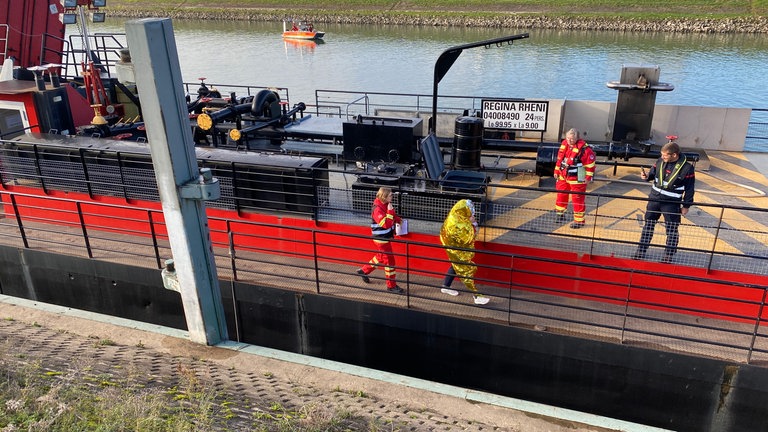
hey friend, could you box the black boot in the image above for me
[356,269,370,283]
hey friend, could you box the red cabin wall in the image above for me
[1,0,66,68]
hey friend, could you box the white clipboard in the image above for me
[395,219,408,236]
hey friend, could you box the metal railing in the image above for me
[314,89,768,151]
[746,108,768,152]
[1,138,766,275]
[0,24,8,64]
[58,32,127,79]
[2,188,768,365]
[181,82,291,107]
[315,89,483,121]
[49,30,295,106]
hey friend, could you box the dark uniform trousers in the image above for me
[637,190,682,257]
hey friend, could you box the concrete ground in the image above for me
[0,295,666,432]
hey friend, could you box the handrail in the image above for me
[746,108,768,151]
[0,24,8,63]
[0,138,767,275]
[181,82,291,106]
[0,125,40,139]
[2,187,768,364]
[345,94,369,119]
[316,88,482,119]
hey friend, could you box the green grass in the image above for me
[109,0,768,17]
[0,350,378,431]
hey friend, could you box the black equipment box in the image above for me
[4,133,328,216]
[198,147,328,215]
[33,87,75,136]
[342,116,422,163]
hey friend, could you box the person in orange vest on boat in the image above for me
[553,128,596,229]
[439,199,490,305]
[357,187,404,294]
[633,139,695,263]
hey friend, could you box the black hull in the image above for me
[2,244,766,432]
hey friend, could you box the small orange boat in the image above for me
[282,20,325,40]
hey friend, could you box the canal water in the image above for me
[87,18,767,110]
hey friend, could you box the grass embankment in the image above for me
[110,0,768,20]
[0,323,380,431]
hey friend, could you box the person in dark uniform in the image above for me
[634,139,695,263]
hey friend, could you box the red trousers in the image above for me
[361,240,397,288]
[555,180,588,222]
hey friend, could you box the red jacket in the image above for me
[554,138,596,183]
[370,198,401,239]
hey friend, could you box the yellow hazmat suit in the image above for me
[440,199,478,292]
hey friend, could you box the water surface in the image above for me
[86,19,768,108]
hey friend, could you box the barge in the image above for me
[3,2,768,430]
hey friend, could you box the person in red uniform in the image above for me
[553,128,596,228]
[357,187,404,294]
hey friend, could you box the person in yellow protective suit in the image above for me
[439,199,490,305]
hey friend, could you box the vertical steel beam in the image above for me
[125,18,227,345]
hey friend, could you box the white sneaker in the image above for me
[473,295,490,305]
[440,287,459,296]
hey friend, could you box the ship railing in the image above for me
[2,187,768,365]
[180,82,291,107]
[316,164,768,277]
[344,94,369,120]
[55,29,296,106]
[746,108,768,152]
[311,104,343,118]
[37,32,71,77]
[481,179,768,276]
[60,32,128,80]
[0,24,8,64]
[0,137,765,276]
[317,89,768,152]
[314,89,483,129]
[0,124,40,140]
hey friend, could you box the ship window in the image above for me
[0,101,29,140]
